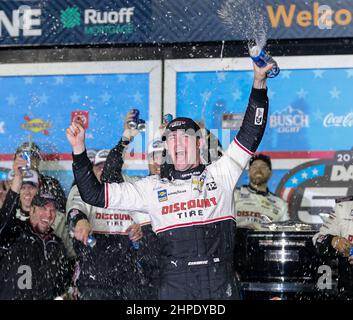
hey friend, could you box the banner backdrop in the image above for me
[0,60,162,192]
[165,55,353,225]
[1,0,353,47]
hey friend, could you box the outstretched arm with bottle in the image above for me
[209,62,272,190]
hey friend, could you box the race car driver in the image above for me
[66,149,149,300]
[66,62,272,300]
[234,153,289,229]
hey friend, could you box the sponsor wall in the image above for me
[164,55,353,224]
[1,0,353,46]
[2,55,353,225]
[0,60,162,192]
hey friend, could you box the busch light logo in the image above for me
[270,106,309,133]
[323,112,353,127]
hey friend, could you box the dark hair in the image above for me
[249,153,272,170]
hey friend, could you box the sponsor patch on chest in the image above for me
[157,189,168,202]
[206,182,217,191]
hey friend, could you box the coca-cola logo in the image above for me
[323,113,353,127]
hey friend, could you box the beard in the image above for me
[250,173,270,186]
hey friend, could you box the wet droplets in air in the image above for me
[218,0,268,49]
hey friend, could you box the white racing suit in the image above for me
[234,185,289,229]
[313,197,353,298]
[72,87,269,299]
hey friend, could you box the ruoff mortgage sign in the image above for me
[1,0,353,46]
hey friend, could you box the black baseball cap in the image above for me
[164,117,201,137]
[249,153,272,170]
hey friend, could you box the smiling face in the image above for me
[20,183,39,212]
[249,159,272,186]
[29,202,56,234]
[166,130,201,171]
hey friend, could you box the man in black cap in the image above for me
[234,153,289,229]
[66,62,272,299]
[0,155,70,300]
[15,141,67,213]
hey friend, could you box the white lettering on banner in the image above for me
[84,8,135,25]
[323,112,353,127]
[297,187,348,224]
[0,8,41,37]
[331,165,353,181]
[270,106,309,133]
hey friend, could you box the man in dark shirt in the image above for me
[0,155,70,300]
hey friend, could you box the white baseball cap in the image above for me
[94,149,110,166]
[148,139,164,156]
[86,149,98,164]
[8,169,39,187]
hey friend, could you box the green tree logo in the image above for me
[60,7,81,29]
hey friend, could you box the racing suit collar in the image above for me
[16,208,30,221]
[247,184,269,196]
[170,164,206,180]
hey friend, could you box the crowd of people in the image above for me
[1,62,352,300]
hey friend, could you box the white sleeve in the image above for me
[278,199,290,222]
[66,185,92,217]
[209,137,252,191]
[313,203,343,245]
[104,176,151,213]
[130,211,151,225]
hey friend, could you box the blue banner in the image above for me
[0,72,149,153]
[176,67,353,152]
[1,0,353,47]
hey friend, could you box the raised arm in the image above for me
[66,122,150,212]
[0,155,26,230]
[210,62,272,189]
[101,111,139,184]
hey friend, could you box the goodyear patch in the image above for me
[158,189,168,202]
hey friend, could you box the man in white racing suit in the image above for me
[66,62,273,300]
[67,149,150,299]
[313,196,353,299]
[234,153,289,229]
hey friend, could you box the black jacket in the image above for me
[0,190,70,300]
